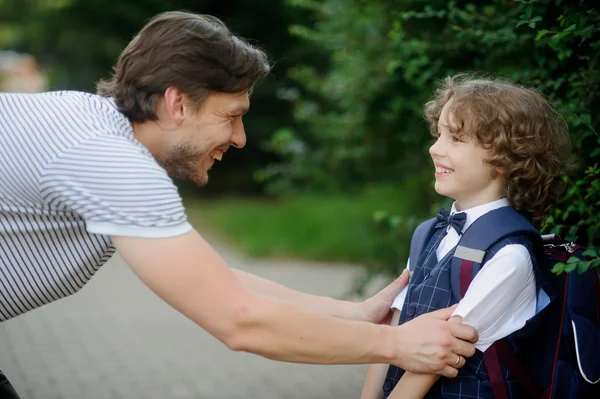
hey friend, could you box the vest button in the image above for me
[383,381,392,392]
[407,306,416,317]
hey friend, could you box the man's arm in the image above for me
[388,316,464,399]
[112,229,477,374]
[232,268,408,323]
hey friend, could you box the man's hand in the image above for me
[358,269,409,324]
[392,307,477,378]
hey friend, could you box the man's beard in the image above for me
[155,143,210,186]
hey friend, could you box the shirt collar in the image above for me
[450,198,510,234]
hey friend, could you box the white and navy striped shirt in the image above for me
[0,91,192,321]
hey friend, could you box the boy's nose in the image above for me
[429,137,442,158]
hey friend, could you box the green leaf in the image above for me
[591,147,600,158]
[535,29,551,40]
[388,216,402,228]
[577,261,591,274]
[583,249,598,257]
[565,262,577,272]
[551,262,566,274]
[580,25,594,39]
[580,113,592,125]
[516,20,529,28]
[531,16,542,23]
[529,22,536,29]
[592,259,600,269]
[567,256,580,264]
[373,210,388,223]
[525,8,532,17]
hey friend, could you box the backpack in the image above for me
[409,206,600,399]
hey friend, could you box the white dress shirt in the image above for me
[391,198,537,352]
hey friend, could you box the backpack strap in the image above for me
[450,207,539,299]
[451,207,541,399]
[409,217,437,272]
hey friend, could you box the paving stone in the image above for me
[0,234,387,398]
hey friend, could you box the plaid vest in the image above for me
[382,227,531,399]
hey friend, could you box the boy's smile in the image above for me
[434,163,454,178]
[429,99,504,210]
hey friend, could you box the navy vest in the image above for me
[382,220,534,398]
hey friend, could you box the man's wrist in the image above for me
[327,298,367,321]
[374,324,400,365]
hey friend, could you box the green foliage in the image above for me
[266,0,599,275]
[184,183,429,266]
[551,247,600,275]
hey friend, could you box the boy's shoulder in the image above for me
[462,206,538,244]
[409,205,539,264]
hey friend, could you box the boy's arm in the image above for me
[361,263,410,399]
[387,243,537,398]
[452,244,536,351]
[361,308,402,399]
[388,316,464,399]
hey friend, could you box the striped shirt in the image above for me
[0,91,192,321]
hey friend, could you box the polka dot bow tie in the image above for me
[435,207,467,235]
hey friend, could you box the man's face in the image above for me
[155,91,249,186]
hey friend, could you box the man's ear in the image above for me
[163,86,186,125]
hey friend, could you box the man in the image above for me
[0,11,477,397]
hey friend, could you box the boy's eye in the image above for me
[452,136,463,143]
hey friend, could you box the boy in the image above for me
[361,74,572,399]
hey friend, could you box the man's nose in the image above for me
[231,118,246,149]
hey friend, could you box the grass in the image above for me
[184,184,430,263]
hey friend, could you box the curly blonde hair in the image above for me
[424,74,574,221]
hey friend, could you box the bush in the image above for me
[265,0,599,275]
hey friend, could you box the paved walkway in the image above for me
[0,233,385,399]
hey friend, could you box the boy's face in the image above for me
[429,99,504,210]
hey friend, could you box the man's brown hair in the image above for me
[424,74,574,221]
[97,11,271,122]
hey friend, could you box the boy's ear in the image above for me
[495,166,507,174]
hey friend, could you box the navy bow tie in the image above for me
[435,207,467,235]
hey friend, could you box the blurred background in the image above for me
[1,0,598,277]
[0,0,598,397]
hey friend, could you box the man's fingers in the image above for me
[440,365,458,378]
[373,270,409,305]
[424,305,457,321]
[383,269,409,296]
[449,321,479,345]
[455,331,477,355]
[398,268,409,285]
